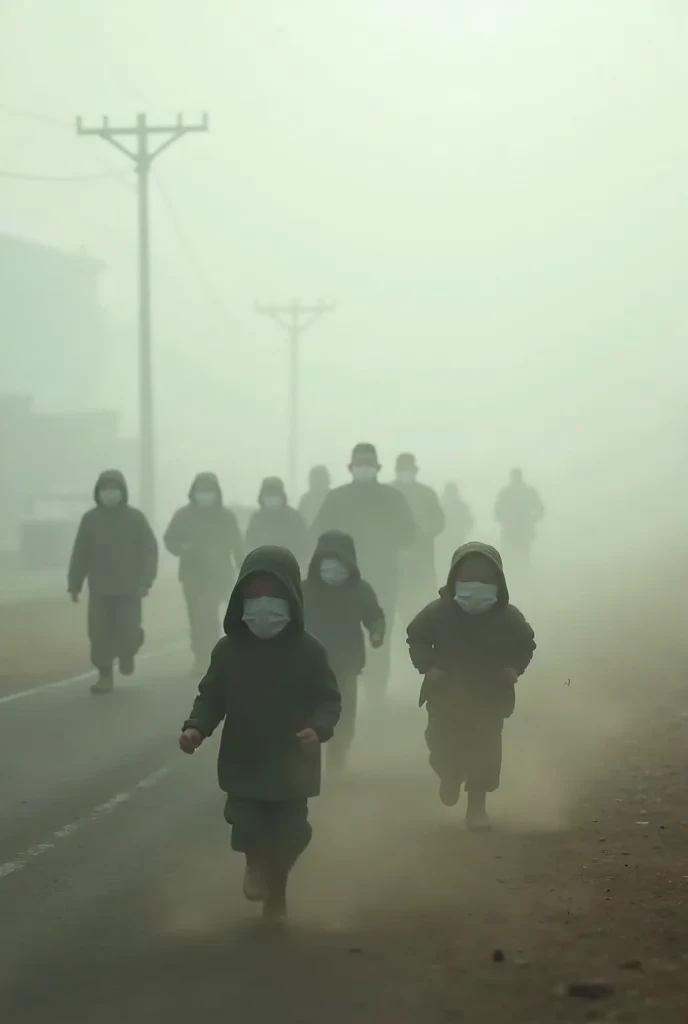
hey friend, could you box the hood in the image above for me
[188,471,223,503]
[258,476,287,508]
[94,469,129,505]
[440,541,509,606]
[223,545,303,634]
[308,465,330,492]
[307,529,360,581]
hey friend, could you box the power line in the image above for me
[76,112,209,522]
[255,301,336,492]
[152,172,237,333]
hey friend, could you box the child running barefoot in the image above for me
[406,542,535,831]
[179,546,341,922]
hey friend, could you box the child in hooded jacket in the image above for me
[179,545,341,922]
[302,530,385,772]
[406,542,535,831]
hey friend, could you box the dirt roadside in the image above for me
[0,582,187,691]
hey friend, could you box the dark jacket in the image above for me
[67,470,158,598]
[246,479,309,570]
[298,488,329,528]
[302,530,386,682]
[406,542,535,716]
[311,481,416,599]
[182,545,341,801]
[163,473,244,594]
[392,479,445,588]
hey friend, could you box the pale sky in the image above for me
[1,1,686,534]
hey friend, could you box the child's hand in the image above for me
[503,667,519,686]
[69,591,79,604]
[369,634,383,649]
[296,728,320,753]
[179,728,203,754]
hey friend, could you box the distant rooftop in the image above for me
[0,232,104,271]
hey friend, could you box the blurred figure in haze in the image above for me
[494,468,544,569]
[312,442,415,705]
[440,482,475,565]
[407,542,535,831]
[392,452,446,624]
[298,465,331,527]
[164,472,244,674]
[68,469,158,696]
[246,477,309,569]
[303,530,385,773]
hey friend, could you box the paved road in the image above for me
[4,628,687,1024]
[0,655,443,1024]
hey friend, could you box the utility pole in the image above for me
[76,112,209,522]
[255,300,335,495]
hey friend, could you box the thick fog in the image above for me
[1,0,686,559]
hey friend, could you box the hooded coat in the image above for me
[246,479,309,568]
[302,530,386,682]
[311,480,416,600]
[163,473,244,593]
[182,546,341,801]
[406,542,535,713]
[67,470,158,598]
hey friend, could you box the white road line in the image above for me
[0,644,183,707]
[0,766,172,882]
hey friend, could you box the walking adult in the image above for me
[312,442,415,704]
[164,472,244,673]
[494,468,544,569]
[392,452,445,624]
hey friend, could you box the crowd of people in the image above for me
[67,443,543,921]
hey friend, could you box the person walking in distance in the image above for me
[164,472,244,675]
[298,465,331,528]
[392,452,446,624]
[312,443,415,707]
[68,469,158,695]
[179,546,340,923]
[494,468,544,571]
[246,477,310,571]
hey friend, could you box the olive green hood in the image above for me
[440,541,509,606]
[223,545,304,633]
[94,469,128,505]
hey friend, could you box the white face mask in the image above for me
[319,558,350,586]
[263,495,285,511]
[99,488,123,508]
[454,581,499,615]
[242,596,291,639]
[194,491,217,508]
[351,465,377,483]
[396,470,416,485]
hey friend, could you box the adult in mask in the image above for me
[439,482,475,567]
[494,468,544,570]
[392,452,446,624]
[246,477,309,570]
[311,442,416,703]
[67,469,158,695]
[164,472,244,674]
[298,465,331,527]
